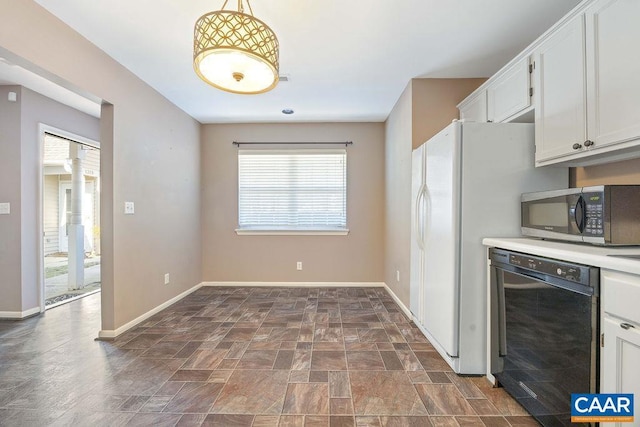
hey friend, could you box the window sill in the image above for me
[235,229,349,236]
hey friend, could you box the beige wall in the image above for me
[0,85,23,313]
[384,83,413,305]
[201,123,385,283]
[20,87,101,311]
[0,1,201,331]
[572,157,640,187]
[0,85,100,314]
[384,78,487,308]
[412,78,486,149]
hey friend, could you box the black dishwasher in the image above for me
[489,248,600,427]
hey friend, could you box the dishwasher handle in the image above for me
[496,271,507,357]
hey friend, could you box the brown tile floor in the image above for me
[0,287,538,426]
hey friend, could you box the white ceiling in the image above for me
[7,0,581,123]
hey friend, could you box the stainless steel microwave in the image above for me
[521,185,640,245]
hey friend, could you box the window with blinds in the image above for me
[238,149,347,231]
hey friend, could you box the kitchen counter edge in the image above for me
[482,237,640,276]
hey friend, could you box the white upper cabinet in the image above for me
[458,0,640,167]
[458,57,532,124]
[535,0,640,166]
[534,15,587,163]
[487,57,532,123]
[585,0,640,151]
[459,91,487,123]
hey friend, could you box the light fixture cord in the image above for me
[220,0,253,15]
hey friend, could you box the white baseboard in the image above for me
[202,281,386,288]
[382,283,412,319]
[0,306,41,319]
[98,282,203,339]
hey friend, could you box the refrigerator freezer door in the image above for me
[410,145,425,321]
[423,123,461,357]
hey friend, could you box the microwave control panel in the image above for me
[583,192,604,237]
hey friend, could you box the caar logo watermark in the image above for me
[571,394,634,423]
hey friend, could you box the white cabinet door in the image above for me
[535,0,640,166]
[459,91,487,123]
[585,0,640,150]
[601,316,640,427]
[487,57,531,123]
[601,269,640,426]
[534,14,587,164]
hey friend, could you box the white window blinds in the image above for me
[238,149,347,230]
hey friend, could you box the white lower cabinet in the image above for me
[601,269,640,427]
[601,317,640,427]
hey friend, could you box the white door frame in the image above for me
[39,124,100,312]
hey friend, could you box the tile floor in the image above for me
[0,287,538,426]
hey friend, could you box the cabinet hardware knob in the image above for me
[584,140,594,147]
[620,323,635,330]
[572,143,583,150]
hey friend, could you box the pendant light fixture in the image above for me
[193,0,279,94]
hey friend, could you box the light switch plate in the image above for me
[0,202,10,215]
[124,201,135,215]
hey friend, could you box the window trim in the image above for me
[235,228,349,236]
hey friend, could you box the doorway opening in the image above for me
[42,130,101,308]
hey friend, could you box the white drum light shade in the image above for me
[193,6,279,94]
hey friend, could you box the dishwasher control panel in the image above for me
[509,253,583,283]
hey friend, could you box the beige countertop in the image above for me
[482,237,640,275]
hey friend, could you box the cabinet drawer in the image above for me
[602,269,640,324]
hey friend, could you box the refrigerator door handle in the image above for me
[422,186,430,243]
[415,184,426,250]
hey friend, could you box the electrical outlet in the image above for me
[296,261,302,271]
[164,273,170,285]
[396,270,400,282]
[124,201,135,215]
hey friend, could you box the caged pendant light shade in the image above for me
[193,0,279,94]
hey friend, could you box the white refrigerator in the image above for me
[410,121,567,374]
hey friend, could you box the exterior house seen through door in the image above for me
[43,131,100,307]
[58,181,94,254]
